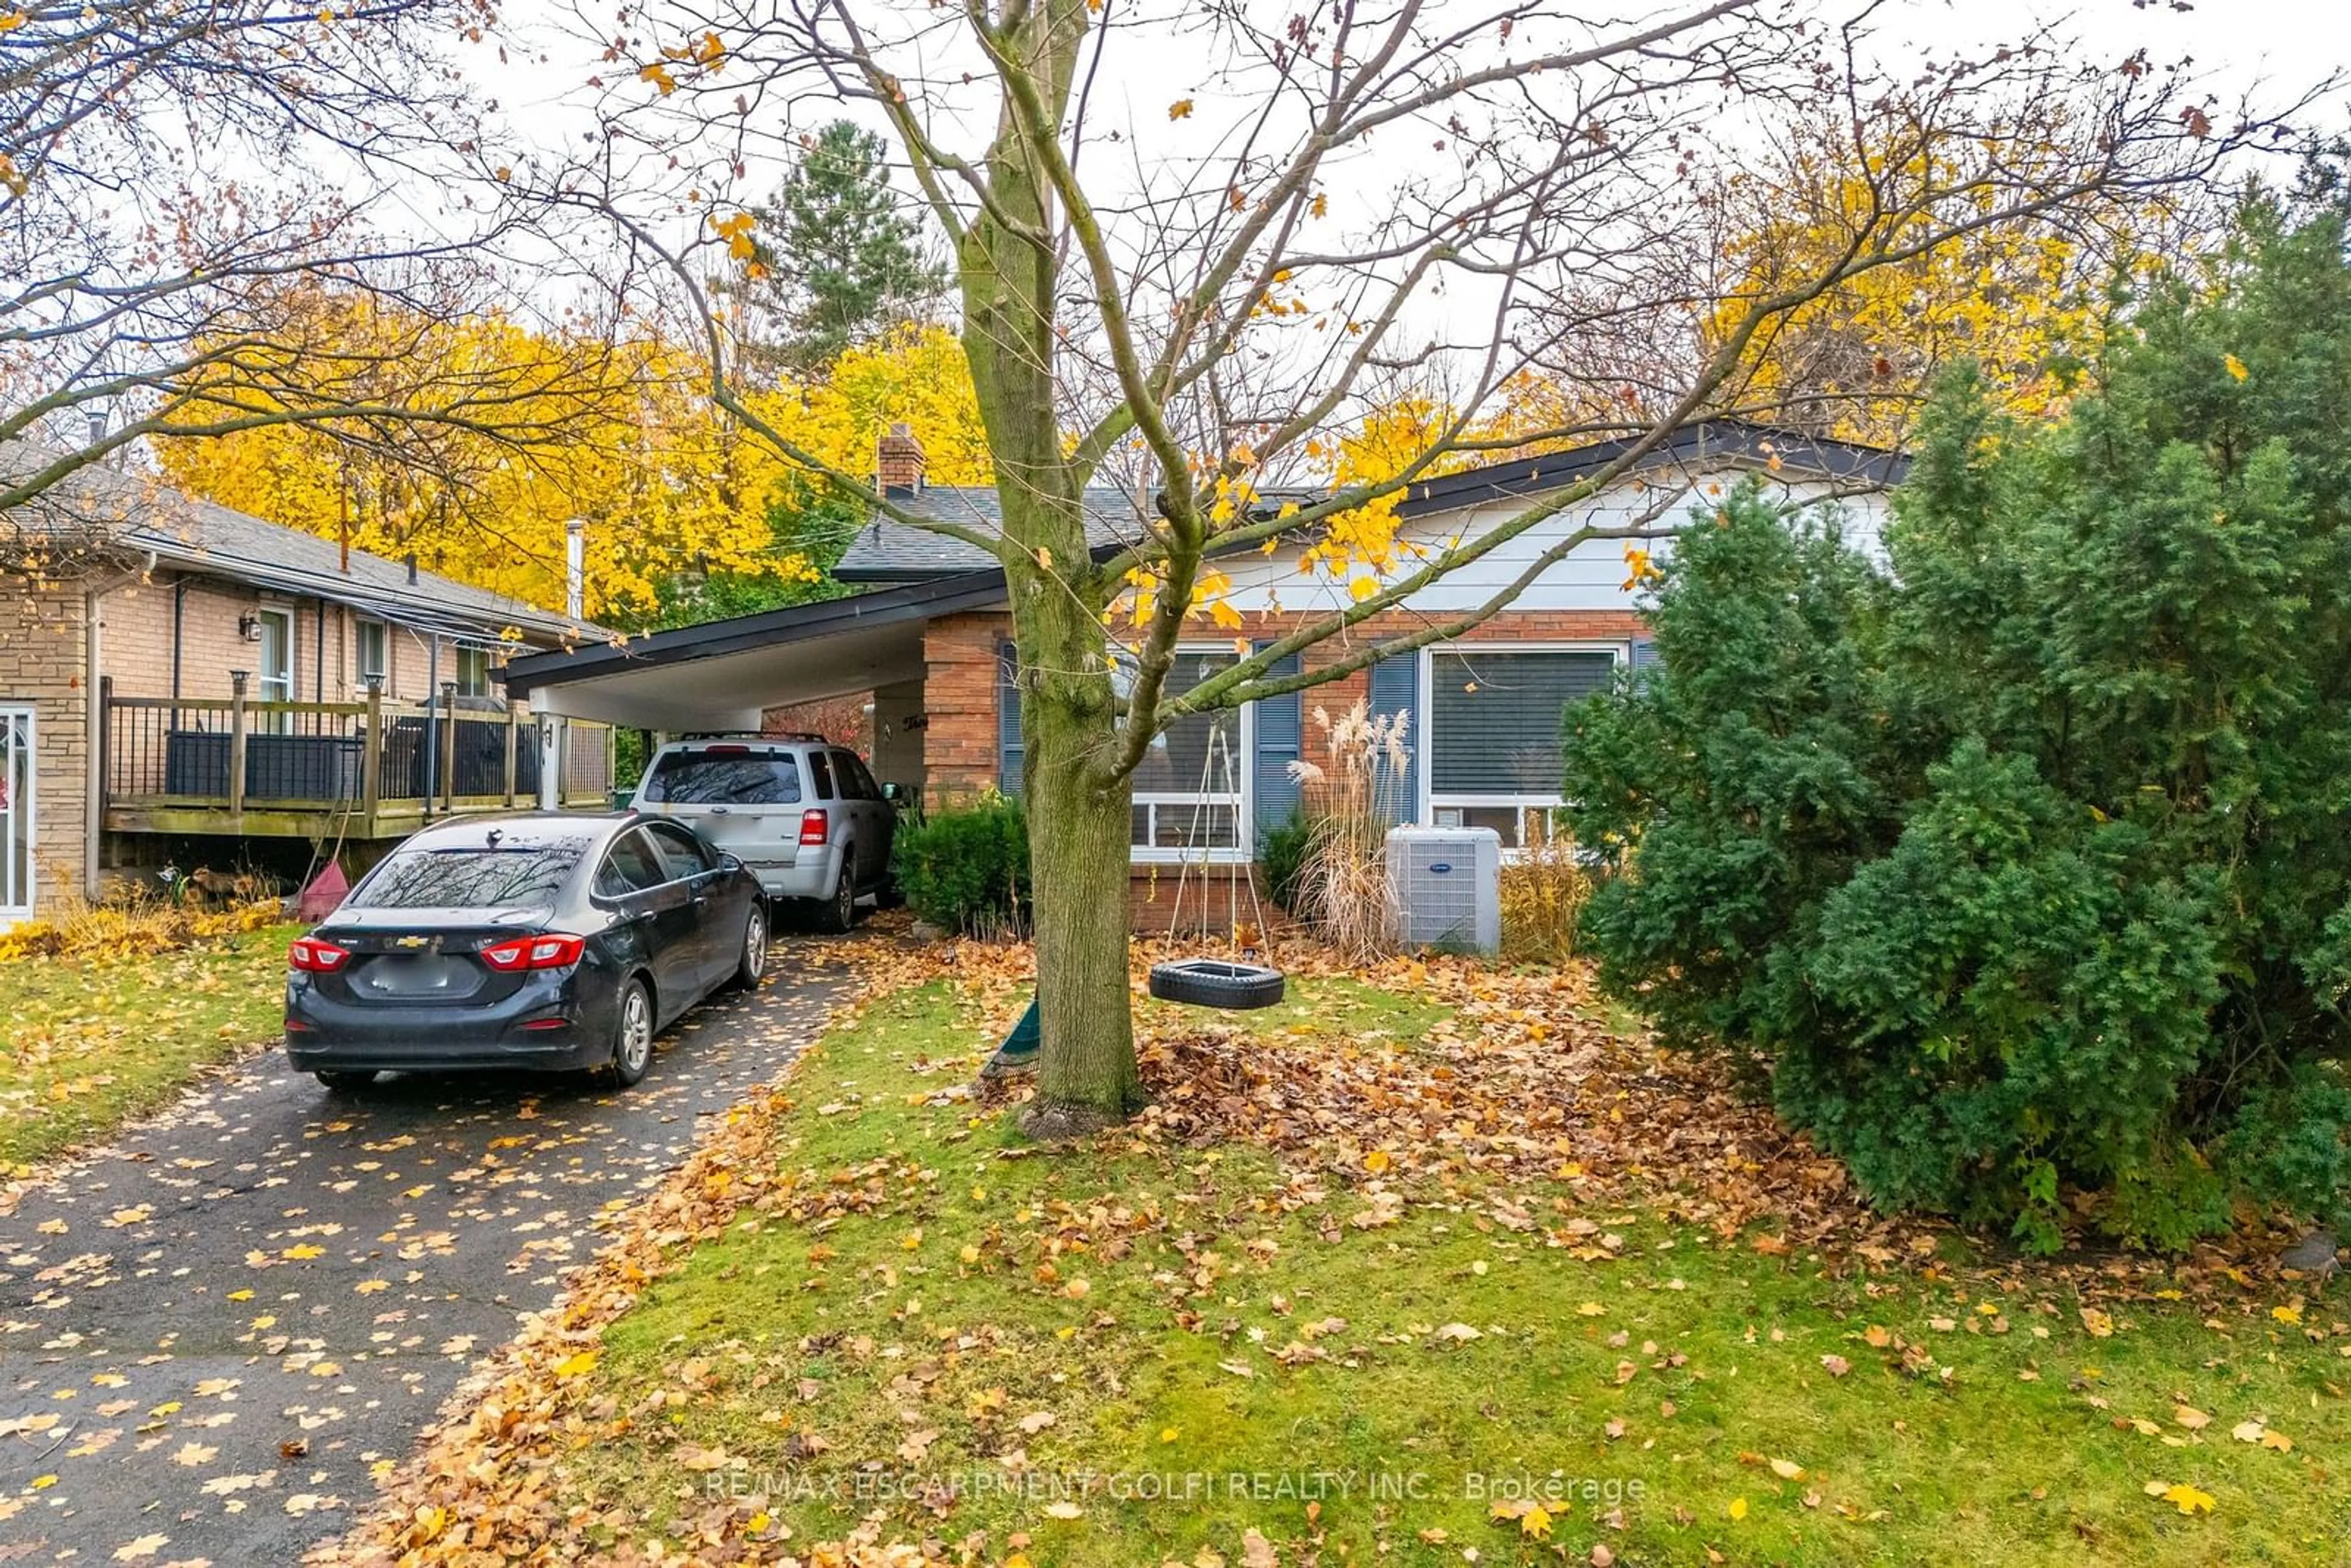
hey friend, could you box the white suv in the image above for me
[628,735,896,931]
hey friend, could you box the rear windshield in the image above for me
[642,750,801,805]
[350,839,591,909]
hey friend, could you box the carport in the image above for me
[500,569,1011,801]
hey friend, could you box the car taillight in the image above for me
[799,809,829,847]
[288,937,350,973]
[478,933,588,972]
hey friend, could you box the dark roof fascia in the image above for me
[1392,422,1907,518]
[500,569,1013,698]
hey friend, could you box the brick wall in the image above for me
[921,605,1646,801]
[908,604,1640,934]
[921,611,1011,803]
[0,572,92,913]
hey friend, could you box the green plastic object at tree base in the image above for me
[982,997,1040,1076]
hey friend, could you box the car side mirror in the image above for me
[880,782,907,803]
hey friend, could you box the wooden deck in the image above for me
[100,683,617,840]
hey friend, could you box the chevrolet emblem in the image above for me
[394,934,432,950]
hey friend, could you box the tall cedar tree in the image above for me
[1564,206,2351,1251]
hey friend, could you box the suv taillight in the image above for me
[288,937,350,973]
[478,933,587,972]
[798,809,829,847]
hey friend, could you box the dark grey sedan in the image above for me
[283,812,767,1091]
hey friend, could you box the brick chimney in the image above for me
[876,422,926,493]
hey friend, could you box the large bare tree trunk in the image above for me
[942,0,1149,1133]
[1019,658,1146,1134]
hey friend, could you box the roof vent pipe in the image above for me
[405,552,418,585]
[564,518,585,621]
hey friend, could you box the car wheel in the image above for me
[609,978,655,1087]
[314,1069,380,1093]
[730,903,768,990]
[816,858,858,934]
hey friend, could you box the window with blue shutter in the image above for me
[997,640,1023,797]
[1251,643,1303,833]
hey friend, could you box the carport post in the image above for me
[536,714,563,810]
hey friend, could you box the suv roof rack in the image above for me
[673,730,827,743]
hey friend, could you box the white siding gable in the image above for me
[1215,467,1889,616]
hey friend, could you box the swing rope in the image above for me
[1163,718,1270,961]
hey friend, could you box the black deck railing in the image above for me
[100,680,615,837]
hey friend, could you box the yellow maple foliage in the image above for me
[156,301,986,620]
[1706,112,2158,446]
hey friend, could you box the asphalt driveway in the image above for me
[0,949,853,1565]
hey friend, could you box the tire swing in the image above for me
[1148,717,1286,1011]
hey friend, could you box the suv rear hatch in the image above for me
[635,745,810,861]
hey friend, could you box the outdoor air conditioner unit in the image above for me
[1385,825,1502,955]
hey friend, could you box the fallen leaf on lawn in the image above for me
[2270,1304,2301,1326]
[2159,1482,2214,1516]
[2080,1308,2115,1338]
[1363,1149,1390,1174]
[1435,1322,1482,1343]
[1591,1546,1616,1567]
[1820,1354,1851,1377]
[1728,1496,1749,1521]
[1769,1458,1805,1481]
[2231,1420,2265,1444]
[1241,1529,1278,1568]
[1043,1501,1083,1520]
[2173,1405,2210,1431]
[552,1351,599,1379]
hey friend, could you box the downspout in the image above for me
[84,552,158,899]
[169,578,187,724]
[423,633,441,818]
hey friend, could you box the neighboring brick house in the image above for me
[1,454,606,925]
[505,422,1901,924]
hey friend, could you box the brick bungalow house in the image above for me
[0,454,610,925]
[503,422,1899,924]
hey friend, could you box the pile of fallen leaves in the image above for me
[0,896,281,961]
[954,943,1883,1255]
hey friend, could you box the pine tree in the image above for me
[742,122,947,378]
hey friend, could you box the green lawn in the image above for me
[0,924,298,1169]
[544,976,2350,1567]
